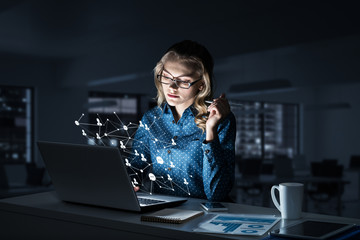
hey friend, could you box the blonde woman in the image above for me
[131,40,236,201]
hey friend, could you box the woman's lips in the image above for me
[167,94,179,98]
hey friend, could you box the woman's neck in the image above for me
[170,104,188,123]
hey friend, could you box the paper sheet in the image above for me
[193,214,280,236]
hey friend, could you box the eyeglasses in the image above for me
[157,74,202,89]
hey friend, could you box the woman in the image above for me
[130,40,236,201]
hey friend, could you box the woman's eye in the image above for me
[178,79,191,83]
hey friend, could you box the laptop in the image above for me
[37,141,187,212]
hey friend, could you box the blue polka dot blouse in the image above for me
[130,103,236,201]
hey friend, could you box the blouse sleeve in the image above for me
[201,112,236,201]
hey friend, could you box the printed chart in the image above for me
[193,214,280,236]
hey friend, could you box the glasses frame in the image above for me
[157,74,202,89]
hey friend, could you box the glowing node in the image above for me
[96,118,102,126]
[133,178,138,185]
[171,139,176,145]
[184,178,189,185]
[123,125,128,131]
[74,120,79,126]
[104,133,108,136]
[149,173,156,181]
[125,158,131,167]
[156,156,164,164]
[96,133,101,139]
[154,138,158,142]
[82,130,87,136]
[140,169,143,173]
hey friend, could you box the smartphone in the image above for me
[200,202,228,212]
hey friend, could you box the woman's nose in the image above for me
[169,80,178,89]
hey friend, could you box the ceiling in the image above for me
[0,0,359,61]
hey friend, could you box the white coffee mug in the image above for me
[271,182,304,219]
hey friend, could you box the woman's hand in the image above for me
[134,186,139,192]
[205,93,230,142]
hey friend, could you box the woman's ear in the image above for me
[199,82,204,91]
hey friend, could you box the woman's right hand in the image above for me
[134,186,140,192]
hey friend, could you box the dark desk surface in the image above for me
[0,185,53,199]
[0,191,359,240]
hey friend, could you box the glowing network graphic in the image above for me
[74,112,192,196]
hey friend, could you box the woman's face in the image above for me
[161,60,203,110]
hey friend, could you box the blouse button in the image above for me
[172,120,175,124]
[173,136,178,140]
[167,150,171,154]
[205,149,210,154]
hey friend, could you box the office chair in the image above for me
[273,157,294,179]
[0,165,9,189]
[307,160,344,215]
[236,157,263,206]
[26,164,45,186]
[349,155,360,169]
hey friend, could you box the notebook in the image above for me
[141,208,204,224]
[37,141,187,212]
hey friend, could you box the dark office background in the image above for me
[0,0,359,218]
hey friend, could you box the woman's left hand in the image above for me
[206,93,231,132]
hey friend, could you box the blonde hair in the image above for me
[154,45,214,132]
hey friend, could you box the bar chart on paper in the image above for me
[211,222,242,233]
[193,214,280,236]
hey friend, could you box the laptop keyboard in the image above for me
[138,197,165,206]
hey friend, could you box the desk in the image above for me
[0,191,359,239]
[236,175,350,216]
[0,185,53,199]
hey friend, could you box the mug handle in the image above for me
[271,185,281,211]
